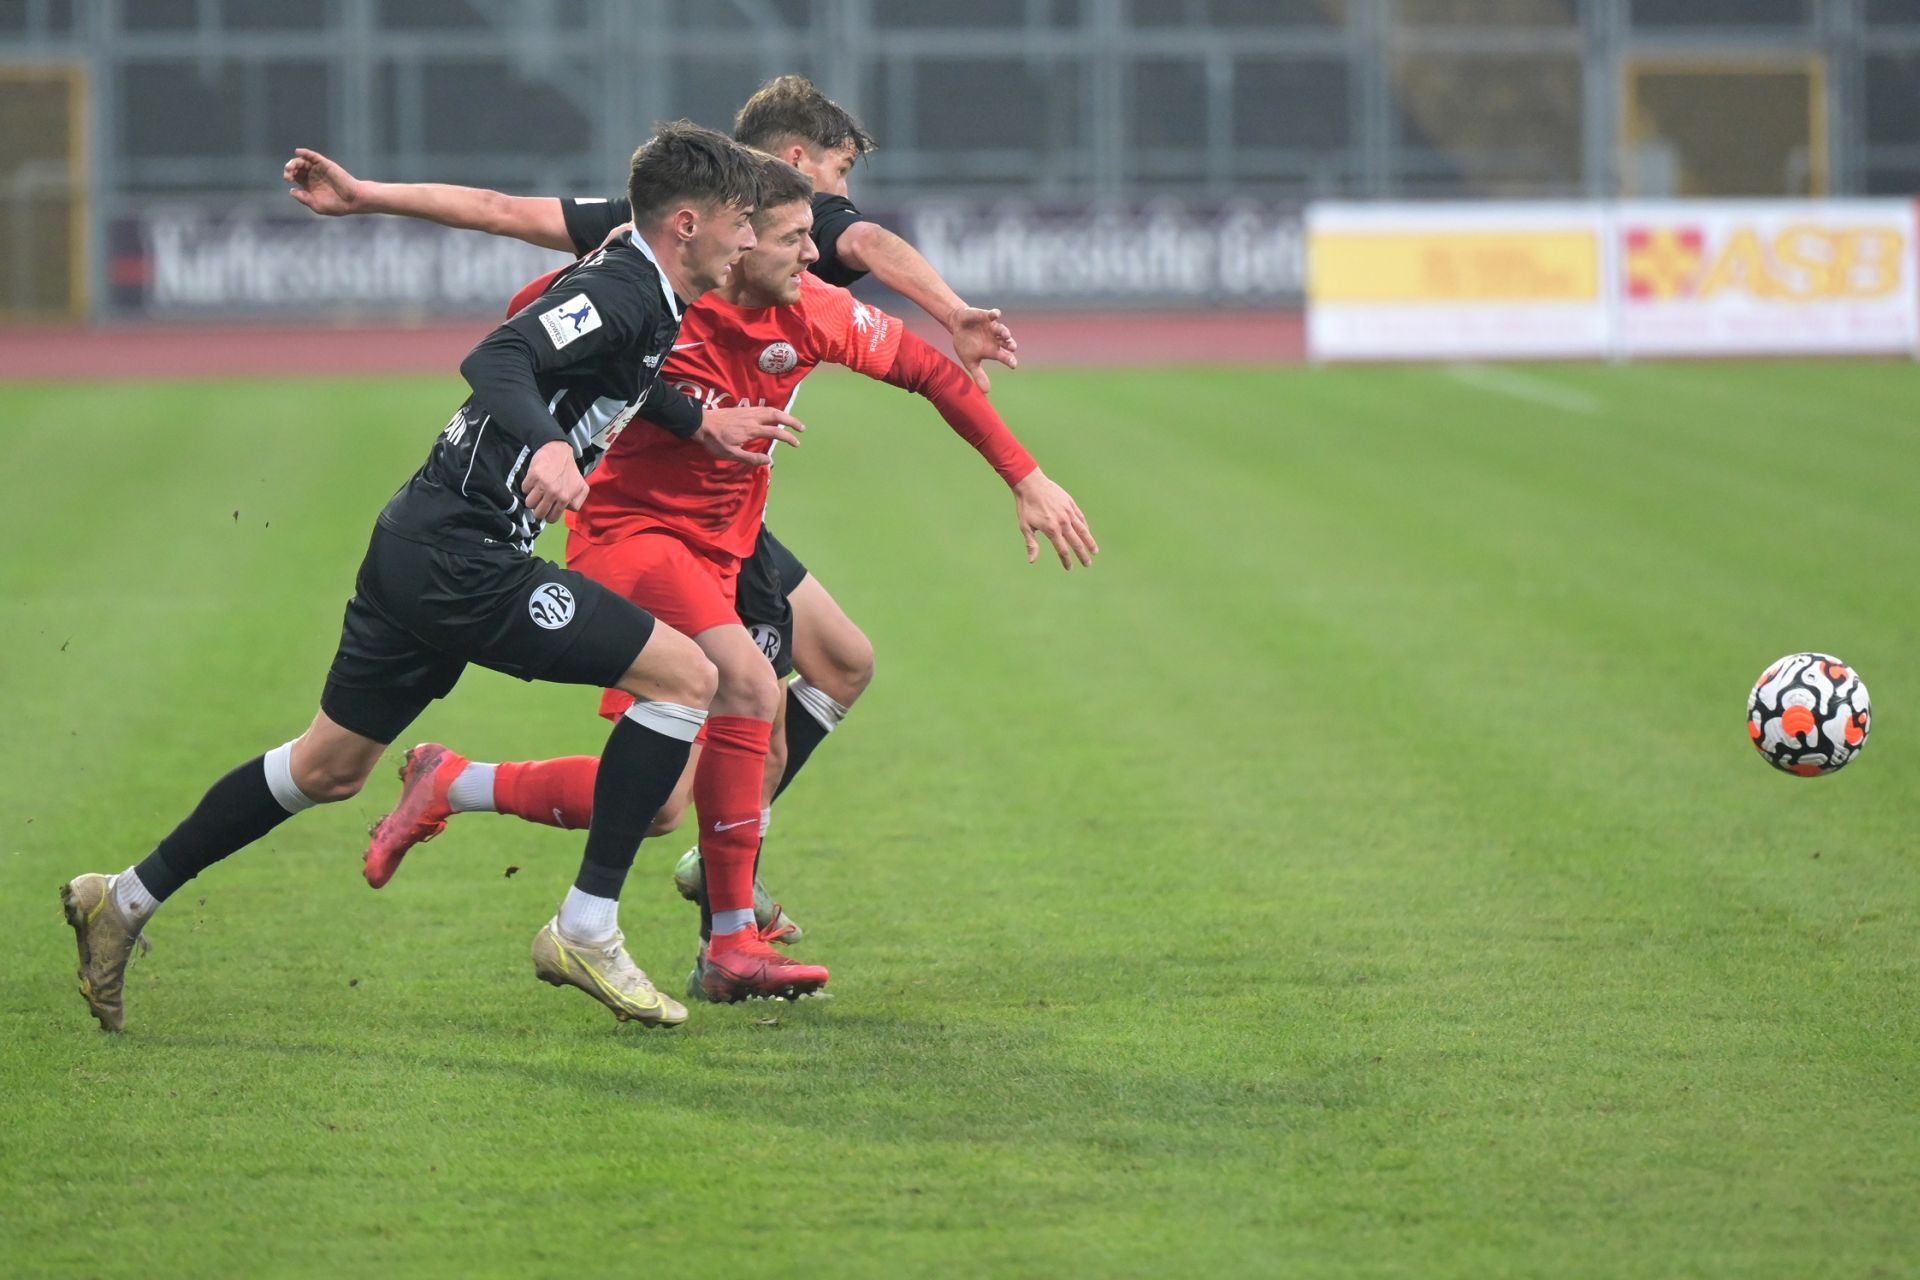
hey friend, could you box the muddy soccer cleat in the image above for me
[699,929,829,1003]
[672,846,702,901]
[60,873,151,1033]
[364,742,468,888]
[532,918,687,1027]
[671,846,804,943]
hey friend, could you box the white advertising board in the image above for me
[1613,200,1919,357]
[1308,199,1920,362]
[1307,202,1610,361]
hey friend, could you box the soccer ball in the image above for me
[1747,653,1871,777]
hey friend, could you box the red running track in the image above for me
[0,311,1303,382]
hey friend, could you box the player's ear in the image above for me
[668,205,699,242]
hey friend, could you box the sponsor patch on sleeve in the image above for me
[538,294,603,349]
[849,299,894,355]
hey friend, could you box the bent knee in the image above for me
[294,765,368,804]
[814,636,874,704]
[677,655,720,708]
[621,642,717,710]
[719,665,782,721]
[844,642,875,696]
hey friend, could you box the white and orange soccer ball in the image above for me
[1748,653,1871,777]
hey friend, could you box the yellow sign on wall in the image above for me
[1310,230,1600,304]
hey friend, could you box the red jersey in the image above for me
[573,273,906,559]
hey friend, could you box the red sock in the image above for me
[494,757,599,830]
[693,715,772,937]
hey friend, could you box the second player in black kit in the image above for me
[59,123,768,1036]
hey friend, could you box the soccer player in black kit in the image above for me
[60,123,801,1034]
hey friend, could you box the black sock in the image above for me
[774,684,834,801]
[133,755,301,901]
[573,713,695,899]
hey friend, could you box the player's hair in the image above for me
[733,75,876,159]
[749,154,815,226]
[627,120,760,227]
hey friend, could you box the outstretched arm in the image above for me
[834,220,1017,394]
[879,331,1096,570]
[283,147,575,253]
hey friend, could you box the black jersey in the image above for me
[562,191,871,286]
[804,194,867,287]
[379,232,701,556]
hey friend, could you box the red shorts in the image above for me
[566,526,740,720]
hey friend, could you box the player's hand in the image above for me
[694,406,805,466]
[1013,469,1097,570]
[284,147,361,216]
[948,305,1017,394]
[521,440,588,523]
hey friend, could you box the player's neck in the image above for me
[631,226,703,305]
[715,279,783,311]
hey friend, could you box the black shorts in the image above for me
[733,525,809,678]
[321,524,657,743]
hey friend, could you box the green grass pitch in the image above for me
[1,360,1915,1277]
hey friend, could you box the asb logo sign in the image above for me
[1622,226,1705,300]
[1623,223,1907,303]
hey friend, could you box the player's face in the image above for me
[795,139,858,197]
[736,202,819,306]
[686,200,758,294]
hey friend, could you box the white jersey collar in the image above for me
[626,229,684,322]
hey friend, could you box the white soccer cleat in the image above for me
[532,917,686,1027]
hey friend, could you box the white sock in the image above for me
[789,676,850,731]
[446,762,497,813]
[112,868,159,924]
[759,807,772,838]
[712,908,756,937]
[625,699,708,742]
[557,886,619,943]
[263,741,318,813]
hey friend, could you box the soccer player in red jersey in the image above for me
[289,80,1083,949]
[367,159,1096,1001]
[284,78,1016,803]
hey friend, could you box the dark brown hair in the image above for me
[627,120,760,227]
[749,153,815,227]
[733,75,875,158]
